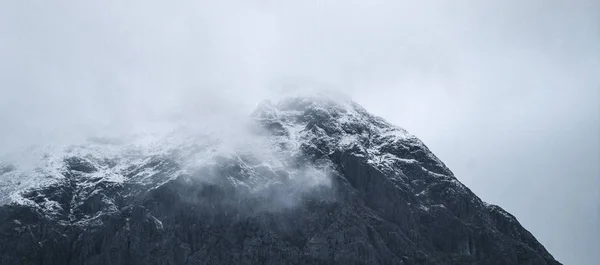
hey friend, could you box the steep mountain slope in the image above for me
[0,96,561,265]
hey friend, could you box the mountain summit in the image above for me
[0,95,560,265]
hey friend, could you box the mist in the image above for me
[1,0,599,264]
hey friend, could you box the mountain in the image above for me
[0,95,561,265]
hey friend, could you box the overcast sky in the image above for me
[1,1,599,264]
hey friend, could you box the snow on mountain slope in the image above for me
[0,130,188,205]
[0,105,335,212]
[254,95,467,198]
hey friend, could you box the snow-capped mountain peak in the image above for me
[0,95,561,265]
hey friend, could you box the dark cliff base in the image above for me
[0,156,560,265]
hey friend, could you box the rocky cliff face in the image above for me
[0,95,561,265]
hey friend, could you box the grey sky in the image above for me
[1,0,599,264]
